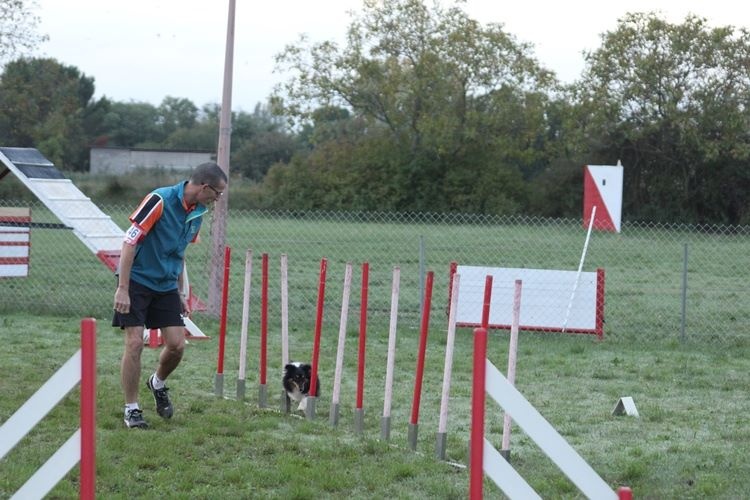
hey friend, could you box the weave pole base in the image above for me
[236,379,246,401]
[436,432,447,460]
[281,392,290,413]
[354,408,364,435]
[305,396,317,420]
[408,423,419,451]
[330,402,340,427]
[213,373,224,397]
[258,384,267,408]
[500,449,511,463]
[381,416,391,441]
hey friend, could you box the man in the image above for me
[113,162,227,428]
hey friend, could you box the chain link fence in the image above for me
[1,199,748,345]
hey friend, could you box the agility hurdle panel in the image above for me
[451,264,605,337]
[0,207,30,277]
[470,327,620,499]
[0,318,96,499]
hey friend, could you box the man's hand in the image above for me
[114,286,130,314]
[180,292,191,315]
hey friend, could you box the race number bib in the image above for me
[124,223,144,246]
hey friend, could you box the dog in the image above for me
[283,361,321,412]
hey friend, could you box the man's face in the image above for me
[199,181,227,205]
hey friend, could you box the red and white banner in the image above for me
[583,164,623,232]
[0,207,30,278]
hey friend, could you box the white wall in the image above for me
[90,147,214,174]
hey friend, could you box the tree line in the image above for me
[1,0,749,224]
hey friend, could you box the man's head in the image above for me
[189,162,228,205]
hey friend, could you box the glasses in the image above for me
[203,184,223,197]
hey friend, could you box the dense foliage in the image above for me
[1,0,748,223]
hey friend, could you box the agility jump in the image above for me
[0,318,97,499]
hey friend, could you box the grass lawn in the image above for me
[2,312,749,499]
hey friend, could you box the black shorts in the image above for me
[112,280,184,330]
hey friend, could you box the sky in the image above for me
[32,0,750,112]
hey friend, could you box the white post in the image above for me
[280,254,290,411]
[381,266,400,440]
[330,262,353,426]
[501,279,523,457]
[237,249,253,399]
[280,254,289,367]
[436,273,460,459]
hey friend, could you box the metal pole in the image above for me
[680,242,688,343]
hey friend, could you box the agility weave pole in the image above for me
[407,270,434,451]
[436,272,460,459]
[330,262,353,426]
[501,279,523,460]
[237,249,253,400]
[380,266,401,440]
[305,258,328,420]
[354,262,369,434]
[0,318,96,500]
[258,253,270,407]
[280,254,290,410]
[214,246,231,397]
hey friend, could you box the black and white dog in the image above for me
[282,362,320,411]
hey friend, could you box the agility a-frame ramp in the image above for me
[0,146,209,340]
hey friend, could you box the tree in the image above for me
[157,96,198,137]
[0,57,101,170]
[272,0,558,212]
[228,103,300,181]
[570,13,750,223]
[100,100,162,147]
[0,0,47,66]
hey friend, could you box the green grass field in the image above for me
[2,311,749,498]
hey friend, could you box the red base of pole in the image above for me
[618,486,633,499]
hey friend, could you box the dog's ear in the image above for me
[302,364,312,375]
[284,363,295,373]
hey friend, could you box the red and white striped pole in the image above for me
[408,270,433,451]
[354,262,369,434]
[307,258,327,419]
[214,245,231,397]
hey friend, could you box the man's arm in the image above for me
[114,242,136,314]
[177,261,190,315]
